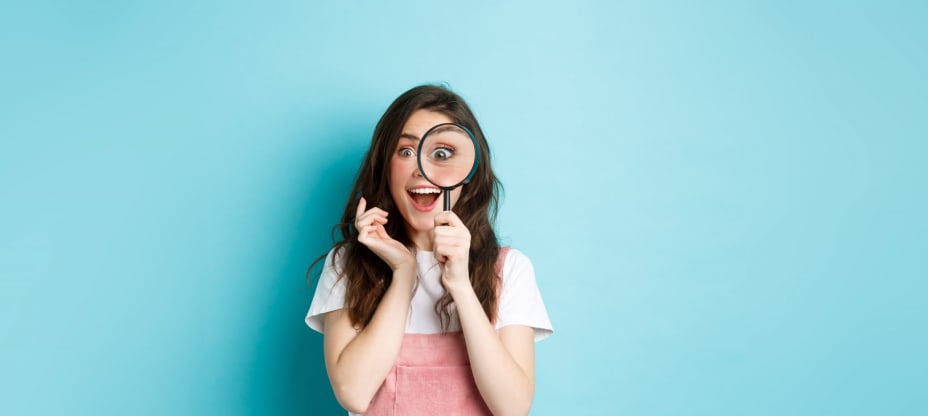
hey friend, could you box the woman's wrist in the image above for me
[391,266,416,293]
[445,278,476,301]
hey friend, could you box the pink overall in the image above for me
[364,247,510,416]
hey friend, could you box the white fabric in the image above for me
[305,247,553,342]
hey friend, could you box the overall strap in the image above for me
[494,246,511,314]
[494,246,511,280]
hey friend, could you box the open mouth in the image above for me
[408,187,440,211]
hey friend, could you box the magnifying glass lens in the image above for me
[419,125,477,188]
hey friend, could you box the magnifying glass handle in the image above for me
[443,189,451,211]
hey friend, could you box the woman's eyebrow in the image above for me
[398,133,420,142]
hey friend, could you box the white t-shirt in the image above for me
[305,247,553,341]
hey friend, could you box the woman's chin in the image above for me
[410,220,435,233]
[403,219,436,242]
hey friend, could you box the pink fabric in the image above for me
[365,332,491,415]
[364,247,510,416]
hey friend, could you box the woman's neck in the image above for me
[406,227,433,252]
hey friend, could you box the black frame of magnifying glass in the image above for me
[416,122,480,211]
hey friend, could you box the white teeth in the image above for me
[409,188,440,194]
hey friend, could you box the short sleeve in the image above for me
[496,249,554,342]
[305,248,347,333]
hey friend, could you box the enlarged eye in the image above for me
[398,147,415,158]
[429,146,454,160]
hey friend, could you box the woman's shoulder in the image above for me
[495,246,553,341]
[497,247,539,288]
[306,245,351,333]
[322,244,349,273]
[500,247,533,270]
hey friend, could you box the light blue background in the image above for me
[2,1,925,415]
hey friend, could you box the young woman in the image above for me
[306,84,553,415]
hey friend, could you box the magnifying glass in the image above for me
[417,123,480,211]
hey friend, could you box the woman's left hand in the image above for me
[432,211,471,295]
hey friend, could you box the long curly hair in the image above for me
[310,84,502,330]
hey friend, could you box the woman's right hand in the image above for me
[355,197,415,273]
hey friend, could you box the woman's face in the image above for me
[389,110,463,246]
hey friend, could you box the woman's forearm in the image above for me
[452,287,535,416]
[326,267,415,412]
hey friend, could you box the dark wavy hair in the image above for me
[309,84,502,330]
